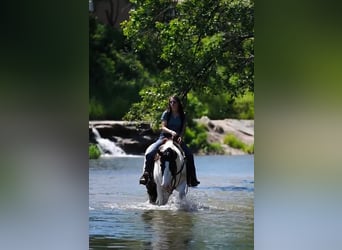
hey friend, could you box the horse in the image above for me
[145,139,187,205]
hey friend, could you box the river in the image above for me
[89,155,254,249]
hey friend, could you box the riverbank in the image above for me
[89,117,254,155]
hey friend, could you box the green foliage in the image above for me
[224,134,245,149]
[123,84,172,128]
[186,92,208,119]
[223,133,254,154]
[89,14,153,120]
[89,1,254,154]
[205,143,225,155]
[122,0,254,123]
[196,91,233,119]
[184,122,208,152]
[89,144,101,159]
[184,122,225,154]
[232,91,254,119]
[245,143,254,154]
[89,97,105,119]
[192,90,254,119]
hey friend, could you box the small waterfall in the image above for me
[91,127,126,156]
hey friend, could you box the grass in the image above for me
[223,134,254,154]
[205,142,225,154]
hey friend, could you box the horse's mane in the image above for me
[159,140,183,157]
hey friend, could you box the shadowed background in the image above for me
[256,0,342,249]
[0,0,88,249]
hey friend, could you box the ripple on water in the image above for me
[89,155,254,249]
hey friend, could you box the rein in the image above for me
[168,157,186,193]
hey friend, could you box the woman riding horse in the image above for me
[139,95,200,187]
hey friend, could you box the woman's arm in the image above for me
[161,120,177,137]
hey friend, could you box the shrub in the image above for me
[223,134,254,154]
[246,143,254,154]
[205,143,225,154]
[195,91,254,120]
[89,144,101,159]
[233,92,254,119]
[89,97,105,120]
[224,134,245,149]
[184,122,224,154]
[184,123,208,152]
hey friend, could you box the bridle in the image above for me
[159,147,186,194]
[169,158,186,193]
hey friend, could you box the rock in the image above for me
[89,121,159,155]
[214,125,224,134]
[89,118,254,155]
[195,117,254,155]
[208,121,215,129]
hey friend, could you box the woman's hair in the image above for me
[167,95,185,118]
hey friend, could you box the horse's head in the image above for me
[156,140,185,192]
[158,146,178,176]
[151,140,187,205]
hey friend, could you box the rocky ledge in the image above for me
[89,120,159,155]
[195,117,254,155]
[89,117,254,155]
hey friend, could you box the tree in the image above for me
[122,0,254,123]
[89,14,153,120]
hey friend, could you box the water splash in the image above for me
[91,127,126,156]
[111,194,210,212]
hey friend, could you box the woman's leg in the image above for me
[139,138,164,185]
[181,143,200,187]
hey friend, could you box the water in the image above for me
[89,155,254,249]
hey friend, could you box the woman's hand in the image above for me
[171,130,177,137]
[170,130,182,143]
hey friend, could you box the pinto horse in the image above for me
[146,139,187,205]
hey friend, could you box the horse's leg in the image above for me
[155,185,162,205]
[154,162,165,206]
[155,177,169,205]
[146,180,157,204]
[157,186,170,205]
[177,181,187,200]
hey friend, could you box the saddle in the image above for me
[154,137,185,160]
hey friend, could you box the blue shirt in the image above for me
[160,111,184,137]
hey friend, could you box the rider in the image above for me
[139,95,200,187]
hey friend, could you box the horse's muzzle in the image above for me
[161,182,172,192]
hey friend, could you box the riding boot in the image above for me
[139,162,154,185]
[186,160,200,187]
[139,172,149,185]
